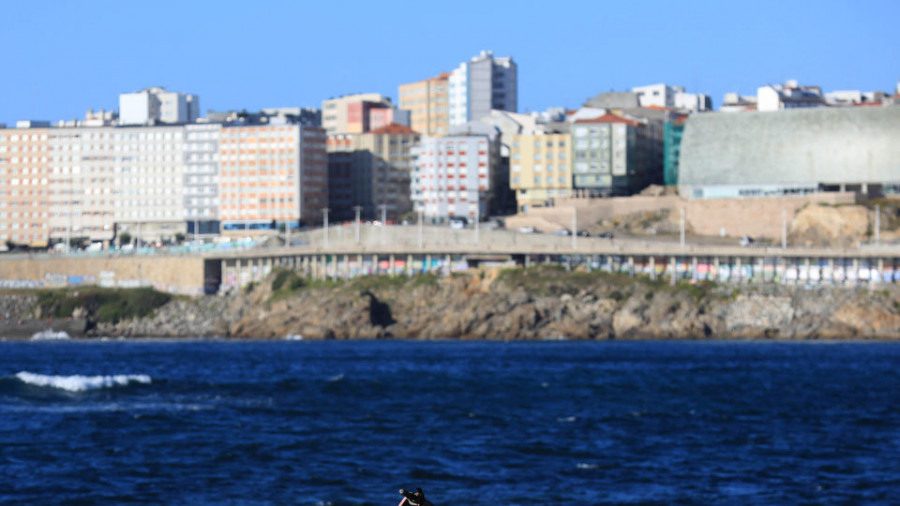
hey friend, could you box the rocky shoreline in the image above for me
[4,266,900,341]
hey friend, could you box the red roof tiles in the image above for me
[370,123,420,135]
[574,114,640,126]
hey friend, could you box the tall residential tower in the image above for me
[448,51,517,127]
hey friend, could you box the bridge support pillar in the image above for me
[407,254,413,277]
[525,255,531,268]
[713,257,720,282]
[828,258,834,284]
[691,256,697,282]
[669,256,676,286]
[853,258,859,285]
[220,259,227,292]
[426,254,432,274]
[649,257,656,280]
[445,254,452,276]
[372,255,379,275]
[628,256,635,277]
[758,257,764,284]
[389,254,396,277]
[735,257,742,284]
[344,255,351,279]
[878,258,885,284]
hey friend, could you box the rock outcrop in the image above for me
[6,267,900,341]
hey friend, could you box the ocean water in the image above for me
[1,340,898,505]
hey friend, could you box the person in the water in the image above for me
[399,487,434,506]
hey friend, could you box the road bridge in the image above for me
[2,226,899,294]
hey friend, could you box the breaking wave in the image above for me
[13,371,152,392]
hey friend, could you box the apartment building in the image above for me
[326,124,420,221]
[184,123,221,234]
[321,93,393,134]
[398,72,451,137]
[509,131,573,210]
[217,123,327,230]
[632,84,712,114]
[46,125,189,244]
[0,127,51,247]
[0,112,327,245]
[449,51,517,127]
[119,87,199,126]
[571,115,642,197]
[410,135,498,222]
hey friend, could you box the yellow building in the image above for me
[398,73,450,137]
[509,132,573,209]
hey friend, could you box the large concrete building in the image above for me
[678,107,900,199]
[0,114,327,246]
[119,87,199,126]
[321,93,394,134]
[510,130,573,210]
[410,134,499,223]
[632,84,712,114]
[326,124,420,222]
[0,127,51,246]
[398,73,451,137]
[449,51,517,127]
[217,121,327,230]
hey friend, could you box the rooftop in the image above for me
[369,123,419,135]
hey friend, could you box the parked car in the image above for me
[598,231,614,239]
[450,217,468,229]
[577,230,591,237]
[553,229,571,236]
[740,235,756,247]
[518,226,536,234]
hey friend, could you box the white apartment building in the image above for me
[119,87,200,126]
[449,51,517,127]
[47,126,189,243]
[183,123,221,234]
[411,135,494,222]
[633,84,711,113]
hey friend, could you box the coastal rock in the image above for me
[9,266,900,341]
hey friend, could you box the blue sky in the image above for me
[0,0,897,125]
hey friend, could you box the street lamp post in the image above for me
[378,204,387,245]
[417,208,423,249]
[680,207,685,248]
[875,204,881,246]
[353,206,362,245]
[781,206,787,249]
[322,208,330,249]
[475,202,480,245]
[572,206,577,250]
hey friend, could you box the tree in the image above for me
[119,232,132,246]
[174,233,186,243]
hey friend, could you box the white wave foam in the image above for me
[14,371,152,392]
[576,462,599,470]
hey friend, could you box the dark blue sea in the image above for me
[1,340,898,505]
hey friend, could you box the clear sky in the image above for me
[1,0,897,125]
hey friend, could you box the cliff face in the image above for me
[85,267,900,341]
